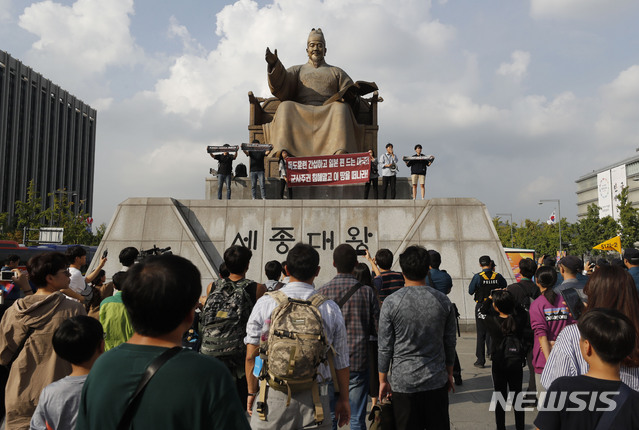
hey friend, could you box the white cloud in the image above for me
[530,0,636,20]
[596,65,639,146]
[152,0,456,119]
[497,50,530,83]
[168,15,205,55]
[0,0,13,22]
[17,0,143,93]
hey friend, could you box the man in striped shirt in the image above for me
[371,249,405,303]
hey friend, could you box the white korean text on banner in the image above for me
[286,153,370,187]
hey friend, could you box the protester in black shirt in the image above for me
[243,140,270,200]
[211,144,237,200]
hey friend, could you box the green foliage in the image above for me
[617,186,639,248]
[14,180,44,243]
[1,181,103,246]
[492,217,514,247]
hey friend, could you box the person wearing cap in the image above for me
[554,255,586,294]
[404,144,432,200]
[623,248,639,292]
[468,255,507,368]
[380,143,398,199]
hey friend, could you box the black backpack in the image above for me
[498,334,527,368]
[199,278,255,362]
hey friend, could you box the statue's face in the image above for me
[307,37,326,63]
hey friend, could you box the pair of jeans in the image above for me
[217,174,231,199]
[250,170,265,199]
[382,175,396,199]
[327,370,370,430]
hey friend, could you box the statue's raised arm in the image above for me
[265,47,278,70]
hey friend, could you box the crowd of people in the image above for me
[210,142,435,201]
[468,251,639,430]
[0,243,638,429]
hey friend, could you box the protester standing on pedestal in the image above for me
[380,143,398,199]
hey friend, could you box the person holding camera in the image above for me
[1,255,33,311]
[379,143,398,199]
[479,289,530,430]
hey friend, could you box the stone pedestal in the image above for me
[91,197,512,325]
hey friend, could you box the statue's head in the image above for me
[307,28,326,65]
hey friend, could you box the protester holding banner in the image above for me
[279,150,293,199]
[364,149,378,199]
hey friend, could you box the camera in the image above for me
[356,249,367,256]
[1,271,15,281]
[136,245,173,263]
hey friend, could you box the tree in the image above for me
[14,180,45,243]
[42,190,96,245]
[492,217,514,248]
[617,186,639,249]
[570,203,619,257]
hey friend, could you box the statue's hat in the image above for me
[308,28,326,45]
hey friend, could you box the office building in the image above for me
[0,50,97,223]
[576,153,639,219]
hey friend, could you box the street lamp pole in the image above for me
[539,199,562,256]
[496,213,513,248]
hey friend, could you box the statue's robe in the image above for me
[263,59,365,156]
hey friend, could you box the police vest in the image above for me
[475,271,500,302]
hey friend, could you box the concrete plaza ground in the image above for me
[343,332,539,430]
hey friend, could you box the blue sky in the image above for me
[2,0,639,228]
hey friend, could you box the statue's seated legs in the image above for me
[263,100,365,157]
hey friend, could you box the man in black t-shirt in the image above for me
[243,141,271,200]
[212,144,237,200]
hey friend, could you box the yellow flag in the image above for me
[592,236,622,253]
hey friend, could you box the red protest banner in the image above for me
[286,153,370,187]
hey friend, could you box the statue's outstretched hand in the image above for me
[265,47,278,66]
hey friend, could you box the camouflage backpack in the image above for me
[256,290,337,425]
[199,278,255,362]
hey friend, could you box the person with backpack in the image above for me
[319,244,379,430]
[200,245,266,402]
[506,258,540,393]
[479,289,530,430]
[244,243,350,429]
[468,255,507,368]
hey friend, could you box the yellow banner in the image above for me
[592,236,622,253]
